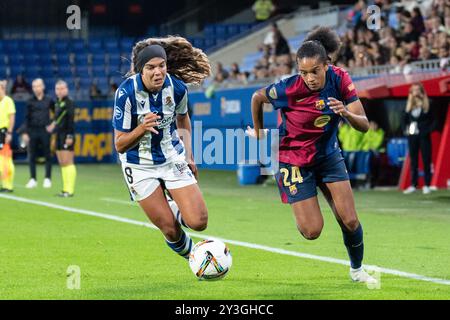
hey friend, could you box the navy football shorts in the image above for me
[275,151,349,204]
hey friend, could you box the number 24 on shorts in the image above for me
[280,166,303,186]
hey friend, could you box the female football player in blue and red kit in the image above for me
[248,27,377,284]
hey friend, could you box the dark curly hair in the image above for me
[127,36,211,85]
[297,27,341,63]
[305,26,341,55]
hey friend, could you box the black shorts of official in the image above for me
[56,133,74,151]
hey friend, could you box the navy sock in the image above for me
[342,223,364,269]
[165,230,193,259]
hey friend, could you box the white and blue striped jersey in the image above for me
[112,73,188,165]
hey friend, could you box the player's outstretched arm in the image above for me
[249,88,270,139]
[328,97,369,133]
[114,113,160,153]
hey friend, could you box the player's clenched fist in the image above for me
[141,113,161,134]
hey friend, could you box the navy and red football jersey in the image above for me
[266,65,358,167]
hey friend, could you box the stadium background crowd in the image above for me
[211,0,450,86]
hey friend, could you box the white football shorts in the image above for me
[121,155,197,201]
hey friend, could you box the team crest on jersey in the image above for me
[173,161,188,176]
[314,115,331,128]
[165,96,172,105]
[129,186,137,196]
[315,99,326,110]
[289,185,298,195]
[269,87,277,99]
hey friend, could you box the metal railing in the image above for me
[349,59,446,77]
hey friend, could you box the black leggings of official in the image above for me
[28,129,52,179]
[408,134,432,187]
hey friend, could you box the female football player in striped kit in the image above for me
[113,36,211,259]
[248,27,377,285]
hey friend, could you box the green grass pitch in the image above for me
[0,164,449,299]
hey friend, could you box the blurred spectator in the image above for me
[339,122,364,153]
[89,83,102,100]
[388,56,402,74]
[11,74,32,98]
[402,22,420,43]
[402,82,434,195]
[411,7,426,34]
[108,83,119,99]
[338,122,365,176]
[274,61,293,81]
[272,24,290,57]
[419,46,438,60]
[439,45,449,70]
[361,121,384,152]
[252,0,275,23]
[213,62,229,83]
[347,0,366,30]
[228,63,241,81]
[361,121,385,188]
[253,56,270,80]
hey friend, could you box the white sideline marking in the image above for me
[1,193,449,286]
[100,197,136,206]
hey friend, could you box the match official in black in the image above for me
[46,80,77,197]
[22,78,54,189]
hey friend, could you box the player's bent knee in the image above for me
[302,230,322,240]
[342,217,359,232]
[297,225,322,240]
[187,210,208,231]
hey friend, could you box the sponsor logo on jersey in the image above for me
[157,115,174,129]
[269,87,277,99]
[314,115,331,128]
[296,97,305,103]
[114,106,123,120]
[315,99,326,110]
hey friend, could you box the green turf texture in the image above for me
[1,164,449,299]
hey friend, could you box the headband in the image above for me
[135,44,167,73]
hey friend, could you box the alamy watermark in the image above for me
[366,266,381,290]
[367,5,382,31]
[66,5,81,30]
[66,265,81,290]
[172,121,279,175]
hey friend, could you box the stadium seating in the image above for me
[387,138,408,167]
[190,23,256,51]
[343,151,372,182]
[0,37,140,98]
